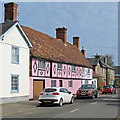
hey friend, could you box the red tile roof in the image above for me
[21,25,93,68]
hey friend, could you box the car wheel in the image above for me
[59,98,63,106]
[70,97,74,104]
[95,93,98,98]
[102,92,104,94]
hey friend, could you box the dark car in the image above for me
[102,85,116,94]
[77,84,98,99]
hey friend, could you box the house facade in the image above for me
[21,25,95,99]
[87,54,115,86]
[0,3,32,104]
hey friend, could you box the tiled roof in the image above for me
[21,25,92,68]
[0,21,17,37]
[87,58,99,66]
[114,66,120,74]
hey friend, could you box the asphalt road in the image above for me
[2,93,120,119]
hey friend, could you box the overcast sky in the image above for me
[2,2,118,65]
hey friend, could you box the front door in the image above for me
[59,80,62,87]
[33,80,44,99]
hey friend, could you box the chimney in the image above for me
[95,53,100,59]
[73,36,80,48]
[4,2,18,22]
[81,46,85,57]
[56,27,67,44]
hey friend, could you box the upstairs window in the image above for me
[11,46,19,64]
[72,65,75,72]
[58,63,62,69]
[38,60,45,70]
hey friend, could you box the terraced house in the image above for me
[1,2,98,101]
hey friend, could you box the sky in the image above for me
[1,1,118,65]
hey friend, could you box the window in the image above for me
[85,80,88,84]
[11,75,19,92]
[88,68,90,74]
[11,46,19,64]
[72,65,75,72]
[51,80,56,87]
[58,63,62,69]
[81,80,83,85]
[38,60,45,70]
[68,80,72,88]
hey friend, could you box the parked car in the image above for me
[102,85,116,94]
[77,84,98,99]
[39,87,74,106]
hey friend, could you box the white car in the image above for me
[39,87,74,106]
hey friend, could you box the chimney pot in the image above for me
[81,46,85,57]
[56,27,67,44]
[4,2,18,22]
[73,36,80,48]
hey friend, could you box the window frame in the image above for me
[11,45,19,64]
[38,59,45,70]
[57,63,62,70]
[68,80,72,88]
[72,65,75,72]
[51,80,56,87]
[11,74,19,93]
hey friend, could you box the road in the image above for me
[2,93,120,119]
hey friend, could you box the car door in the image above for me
[64,88,71,103]
[59,88,66,103]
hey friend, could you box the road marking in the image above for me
[91,102,97,105]
[103,98,108,100]
[70,109,79,113]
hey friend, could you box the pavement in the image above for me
[1,92,120,119]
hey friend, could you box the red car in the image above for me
[77,84,98,99]
[102,85,116,94]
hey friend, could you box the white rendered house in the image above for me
[0,21,32,104]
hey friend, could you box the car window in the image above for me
[44,88,57,92]
[81,85,92,89]
[60,88,64,92]
[64,88,69,93]
[103,86,110,89]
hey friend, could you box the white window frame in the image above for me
[72,65,75,72]
[11,46,19,64]
[38,59,45,70]
[11,74,19,93]
[68,80,72,88]
[51,80,56,87]
[58,63,62,69]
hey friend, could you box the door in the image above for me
[59,80,62,87]
[63,88,71,103]
[33,80,44,99]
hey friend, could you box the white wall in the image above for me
[0,26,30,99]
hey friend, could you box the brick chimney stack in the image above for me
[73,36,80,48]
[4,2,18,22]
[81,46,85,57]
[56,27,67,44]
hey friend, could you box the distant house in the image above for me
[0,3,32,104]
[87,54,115,86]
[114,66,120,87]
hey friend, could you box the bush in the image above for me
[97,77,103,90]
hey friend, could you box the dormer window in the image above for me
[58,63,62,69]
[38,59,45,70]
[72,65,75,72]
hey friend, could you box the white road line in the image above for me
[91,102,97,105]
[70,109,79,113]
[103,98,108,100]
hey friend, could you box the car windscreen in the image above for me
[44,88,57,92]
[103,86,110,89]
[80,85,92,89]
